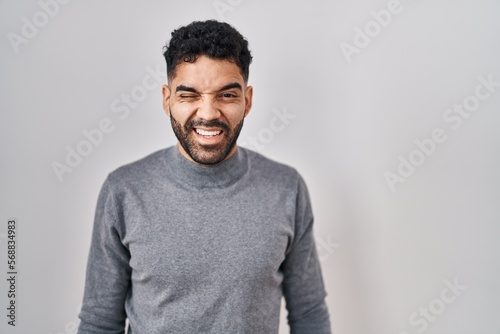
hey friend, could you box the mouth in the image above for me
[194,128,223,138]
[193,127,225,145]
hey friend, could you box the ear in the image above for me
[162,84,171,117]
[244,85,253,117]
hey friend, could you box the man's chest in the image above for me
[121,189,294,288]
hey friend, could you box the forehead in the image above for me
[171,55,244,90]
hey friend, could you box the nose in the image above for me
[196,95,221,121]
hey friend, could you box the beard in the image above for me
[170,113,244,165]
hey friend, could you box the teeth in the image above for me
[196,129,221,136]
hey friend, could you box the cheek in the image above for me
[225,105,246,123]
[170,104,193,123]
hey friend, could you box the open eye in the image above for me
[220,92,238,99]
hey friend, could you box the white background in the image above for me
[1,0,500,333]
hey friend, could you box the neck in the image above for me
[166,145,248,189]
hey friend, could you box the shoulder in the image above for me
[105,147,172,189]
[241,147,305,191]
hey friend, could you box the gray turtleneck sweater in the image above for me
[77,146,331,333]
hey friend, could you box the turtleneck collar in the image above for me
[163,145,249,189]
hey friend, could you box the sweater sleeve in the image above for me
[78,177,131,334]
[282,174,332,334]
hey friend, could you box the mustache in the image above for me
[187,119,230,132]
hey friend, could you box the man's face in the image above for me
[162,55,253,165]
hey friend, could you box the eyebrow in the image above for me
[175,85,199,93]
[218,82,242,91]
[175,82,243,93]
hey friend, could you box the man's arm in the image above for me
[282,175,331,334]
[78,178,131,334]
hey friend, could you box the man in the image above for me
[78,20,331,333]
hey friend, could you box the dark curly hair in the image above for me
[163,20,252,82]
